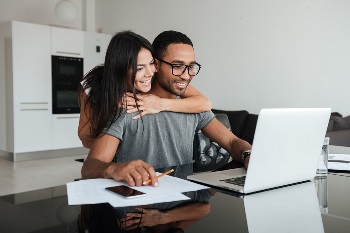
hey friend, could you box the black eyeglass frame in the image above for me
[156,58,201,76]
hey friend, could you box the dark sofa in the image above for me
[211,109,258,145]
[326,112,350,147]
[211,109,350,147]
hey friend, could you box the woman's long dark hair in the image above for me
[79,31,154,139]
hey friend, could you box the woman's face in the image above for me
[132,48,156,93]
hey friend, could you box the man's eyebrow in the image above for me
[171,59,197,64]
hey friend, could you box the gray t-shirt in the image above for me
[104,110,215,178]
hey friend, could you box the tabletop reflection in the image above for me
[78,189,213,233]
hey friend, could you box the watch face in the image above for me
[242,150,251,162]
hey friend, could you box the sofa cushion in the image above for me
[212,109,249,137]
[332,115,350,131]
[326,129,350,147]
[193,113,231,173]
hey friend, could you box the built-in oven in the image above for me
[52,55,83,114]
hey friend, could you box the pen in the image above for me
[143,169,174,185]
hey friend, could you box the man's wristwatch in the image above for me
[241,150,252,163]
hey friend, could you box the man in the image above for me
[81,31,252,187]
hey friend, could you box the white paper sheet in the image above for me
[328,154,350,171]
[66,174,209,207]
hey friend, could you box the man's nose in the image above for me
[180,67,191,80]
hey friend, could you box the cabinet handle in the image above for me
[56,51,81,56]
[20,102,49,104]
[21,108,49,111]
[57,116,80,119]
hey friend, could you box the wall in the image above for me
[95,0,350,116]
[0,0,348,116]
[0,0,83,29]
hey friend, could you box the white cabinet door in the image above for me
[12,21,51,106]
[52,114,81,149]
[13,106,52,153]
[84,31,111,73]
[51,27,84,57]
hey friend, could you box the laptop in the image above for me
[188,108,331,194]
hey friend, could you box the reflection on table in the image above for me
[187,173,350,233]
[78,189,213,233]
[1,173,350,233]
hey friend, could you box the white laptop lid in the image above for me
[243,108,331,193]
[245,181,324,233]
[188,108,331,194]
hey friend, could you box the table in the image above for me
[1,173,349,233]
[188,173,350,233]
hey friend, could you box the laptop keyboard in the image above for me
[220,176,246,186]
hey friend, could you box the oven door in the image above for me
[52,89,80,114]
[52,55,83,114]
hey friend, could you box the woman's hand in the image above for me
[124,92,164,119]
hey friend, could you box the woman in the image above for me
[78,31,211,148]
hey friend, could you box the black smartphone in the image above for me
[105,185,146,199]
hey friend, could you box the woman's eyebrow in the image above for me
[137,59,155,66]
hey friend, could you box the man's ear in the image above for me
[154,59,160,71]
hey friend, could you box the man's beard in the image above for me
[155,73,190,96]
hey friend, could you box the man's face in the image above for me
[156,43,196,96]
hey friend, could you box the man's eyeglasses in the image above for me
[157,58,201,76]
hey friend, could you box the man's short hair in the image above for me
[152,30,193,59]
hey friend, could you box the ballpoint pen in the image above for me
[143,169,174,185]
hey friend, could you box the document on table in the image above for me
[66,174,209,207]
[328,154,350,171]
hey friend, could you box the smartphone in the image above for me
[105,185,146,199]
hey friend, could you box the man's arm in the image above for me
[164,84,212,112]
[81,133,158,186]
[126,85,212,119]
[201,118,252,169]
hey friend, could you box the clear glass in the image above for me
[314,176,328,214]
[316,137,330,175]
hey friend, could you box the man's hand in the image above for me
[108,159,158,187]
[124,92,163,119]
[119,208,166,231]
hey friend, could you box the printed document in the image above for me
[67,174,208,207]
[328,154,350,171]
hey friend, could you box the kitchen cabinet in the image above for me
[0,21,52,155]
[14,106,52,153]
[0,21,111,160]
[83,31,111,73]
[52,114,81,149]
[51,27,84,57]
[12,22,51,105]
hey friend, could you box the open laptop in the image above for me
[188,108,331,194]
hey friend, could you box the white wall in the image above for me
[0,0,83,29]
[95,0,350,115]
[0,0,348,116]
